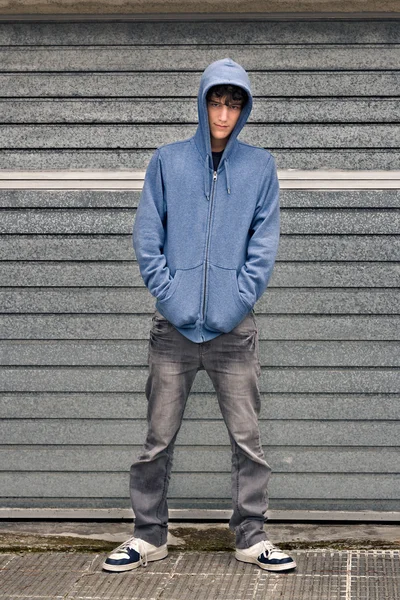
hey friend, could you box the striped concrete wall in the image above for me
[0,18,399,515]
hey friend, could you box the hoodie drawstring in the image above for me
[204,154,210,200]
[225,158,231,194]
[204,155,231,200]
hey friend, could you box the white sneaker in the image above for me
[102,536,168,572]
[235,539,296,571]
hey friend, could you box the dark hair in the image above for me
[206,84,248,107]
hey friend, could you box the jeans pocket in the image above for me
[205,263,251,333]
[151,313,172,334]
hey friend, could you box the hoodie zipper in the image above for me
[201,169,218,328]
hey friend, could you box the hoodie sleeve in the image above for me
[237,154,280,308]
[132,148,173,301]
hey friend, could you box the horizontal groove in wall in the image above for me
[1,13,400,22]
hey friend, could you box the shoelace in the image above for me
[259,539,280,559]
[113,537,148,567]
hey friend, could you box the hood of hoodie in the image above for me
[193,57,253,199]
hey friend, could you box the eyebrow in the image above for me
[209,99,242,107]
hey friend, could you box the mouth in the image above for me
[215,124,228,129]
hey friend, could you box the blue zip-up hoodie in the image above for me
[133,57,280,343]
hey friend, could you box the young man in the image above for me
[103,58,296,573]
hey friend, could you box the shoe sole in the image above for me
[235,551,297,572]
[102,546,168,572]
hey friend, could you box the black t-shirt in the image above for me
[212,150,224,171]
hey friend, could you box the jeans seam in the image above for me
[240,524,248,547]
[234,442,243,520]
[155,449,171,530]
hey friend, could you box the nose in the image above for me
[219,105,229,122]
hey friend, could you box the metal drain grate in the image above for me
[0,550,398,600]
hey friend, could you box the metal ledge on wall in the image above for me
[0,508,399,521]
[1,169,400,191]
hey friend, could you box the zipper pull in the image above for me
[213,171,217,181]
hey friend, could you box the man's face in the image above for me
[207,94,243,151]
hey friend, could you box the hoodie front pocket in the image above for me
[156,263,203,328]
[205,264,251,333]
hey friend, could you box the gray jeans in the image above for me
[130,309,271,549]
